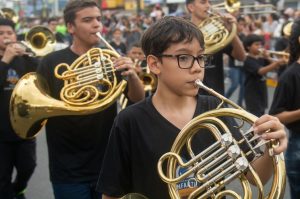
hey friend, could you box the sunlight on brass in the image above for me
[10,33,127,139]
[157,79,286,199]
[25,26,56,57]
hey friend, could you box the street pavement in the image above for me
[25,84,291,199]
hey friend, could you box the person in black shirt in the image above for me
[109,28,127,56]
[269,19,300,199]
[37,1,144,199]
[97,16,287,199]
[47,17,67,44]
[0,18,39,199]
[243,34,286,117]
[186,0,246,95]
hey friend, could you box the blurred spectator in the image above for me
[109,28,126,55]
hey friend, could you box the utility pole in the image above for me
[136,0,141,15]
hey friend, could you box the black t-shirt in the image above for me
[37,47,119,183]
[201,45,233,95]
[269,62,300,134]
[97,95,252,199]
[244,56,269,115]
[0,56,39,141]
[55,32,66,43]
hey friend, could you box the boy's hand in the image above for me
[114,57,138,78]
[253,114,288,155]
[1,43,25,64]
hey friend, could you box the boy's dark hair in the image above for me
[0,18,15,30]
[48,17,57,24]
[186,0,194,5]
[237,16,246,23]
[288,19,300,65]
[130,42,141,49]
[141,16,204,57]
[112,28,122,34]
[243,34,263,52]
[64,0,100,26]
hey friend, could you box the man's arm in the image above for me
[274,109,300,125]
[230,36,246,62]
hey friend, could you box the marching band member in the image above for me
[97,16,287,199]
[243,34,286,117]
[185,0,246,95]
[0,18,39,199]
[270,19,300,199]
[36,1,144,198]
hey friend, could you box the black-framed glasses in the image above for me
[157,54,212,69]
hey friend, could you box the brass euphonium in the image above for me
[10,32,127,139]
[157,80,286,199]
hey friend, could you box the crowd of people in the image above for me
[0,0,299,199]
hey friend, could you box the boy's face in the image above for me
[248,41,262,55]
[67,6,102,47]
[187,0,211,21]
[0,25,16,50]
[237,20,246,32]
[153,38,205,97]
[128,46,144,61]
[113,30,122,40]
[48,20,58,32]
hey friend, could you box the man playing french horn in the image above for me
[36,0,144,199]
[186,0,246,95]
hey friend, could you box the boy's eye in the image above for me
[178,55,191,62]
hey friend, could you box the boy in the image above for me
[97,17,287,199]
[37,1,144,198]
[127,42,145,76]
[243,34,286,117]
[0,18,39,199]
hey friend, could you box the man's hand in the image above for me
[114,57,138,78]
[1,43,26,64]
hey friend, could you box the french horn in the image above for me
[157,80,286,199]
[10,33,127,139]
[199,5,237,54]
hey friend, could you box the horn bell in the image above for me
[25,26,56,57]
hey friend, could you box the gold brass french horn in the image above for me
[10,33,127,139]
[157,80,286,199]
[24,26,56,57]
[199,0,238,54]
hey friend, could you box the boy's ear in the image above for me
[298,36,300,45]
[147,55,161,75]
[67,22,74,34]
[186,4,193,13]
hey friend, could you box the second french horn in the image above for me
[10,33,127,139]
